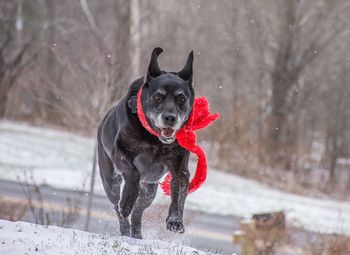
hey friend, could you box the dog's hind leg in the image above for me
[118,167,140,219]
[97,145,130,236]
[112,174,132,236]
[130,182,158,239]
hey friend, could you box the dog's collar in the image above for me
[136,86,159,137]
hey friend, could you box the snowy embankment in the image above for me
[0,121,350,235]
[0,220,210,255]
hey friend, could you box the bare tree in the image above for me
[130,0,141,79]
[322,65,350,186]
[0,1,36,118]
[268,0,350,161]
[4,0,350,197]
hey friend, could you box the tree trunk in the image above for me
[328,135,338,186]
[42,0,62,123]
[0,52,7,118]
[129,0,141,79]
[269,71,289,152]
[267,1,297,164]
[16,0,23,46]
[0,82,8,118]
[269,64,301,168]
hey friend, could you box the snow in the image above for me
[0,220,211,255]
[0,121,350,236]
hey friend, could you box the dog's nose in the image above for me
[163,114,176,127]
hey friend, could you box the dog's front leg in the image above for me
[166,152,190,233]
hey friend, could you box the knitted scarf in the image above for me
[136,86,219,195]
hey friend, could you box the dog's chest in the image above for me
[132,144,181,183]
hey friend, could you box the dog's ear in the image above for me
[178,50,194,82]
[145,47,163,85]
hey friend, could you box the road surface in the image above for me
[0,179,240,255]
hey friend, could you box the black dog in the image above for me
[97,47,195,238]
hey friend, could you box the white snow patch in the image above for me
[0,220,211,255]
[0,121,350,235]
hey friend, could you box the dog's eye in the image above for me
[177,95,186,103]
[153,93,163,102]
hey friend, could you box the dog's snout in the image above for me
[163,113,176,126]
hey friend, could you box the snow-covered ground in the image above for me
[0,121,350,235]
[0,220,212,255]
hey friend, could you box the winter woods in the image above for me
[1,0,350,197]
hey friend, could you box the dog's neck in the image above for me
[136,86,160,137]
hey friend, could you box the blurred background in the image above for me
[1,0,350,254]
[1,0,350,197]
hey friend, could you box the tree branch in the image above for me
[79,0,112,67]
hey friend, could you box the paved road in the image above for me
[0,179,240,255]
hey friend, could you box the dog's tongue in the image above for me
[161,128,175,138]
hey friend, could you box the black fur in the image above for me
[97,48,195,238]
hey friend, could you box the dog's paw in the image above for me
[131,225,142,239]
[166,216,185,233]
[131,231,142,239]
[119,218,131,236]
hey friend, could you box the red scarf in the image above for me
[137,86,219,195]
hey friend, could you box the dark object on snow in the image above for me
[97,47,217,239]
[233,212,287,255]
[252,211,285,230]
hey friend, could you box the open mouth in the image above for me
[161,127,175,138]
[159,127,176,144]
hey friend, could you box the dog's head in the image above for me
[142,47,195,144]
